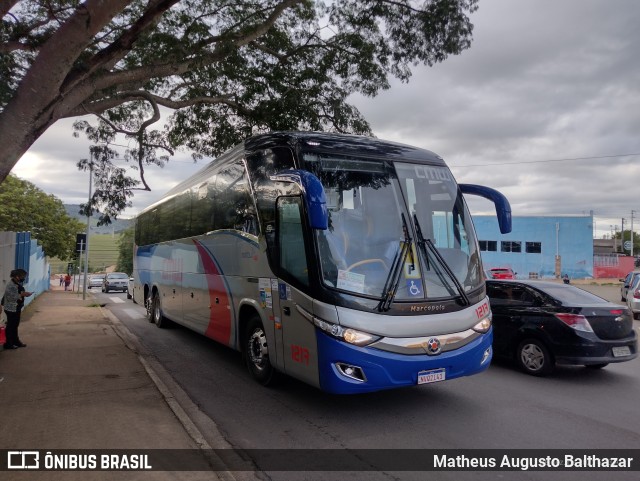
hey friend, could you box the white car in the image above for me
[127,277,134,300]
[102,272,129,293]
[626,275,640,320]
[89,274,106,289]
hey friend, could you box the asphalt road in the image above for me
[97,285,640,481]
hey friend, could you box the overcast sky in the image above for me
[12,0,640,239]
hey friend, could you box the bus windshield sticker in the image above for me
[404,244,420,279]
[407,279,423,297]
[325,188,339,210]
[337,270,365,293]
[259,278,272,308]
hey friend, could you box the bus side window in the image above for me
[277,197,309,286]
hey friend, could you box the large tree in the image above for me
[1,0,478,222]
[0,174,86,259]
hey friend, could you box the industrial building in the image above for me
[473,215,593,279]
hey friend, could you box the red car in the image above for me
[489,267,516,279]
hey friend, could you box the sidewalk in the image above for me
[0,283,232,480]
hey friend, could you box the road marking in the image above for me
[123,308,143,319]
[110,297,125,304]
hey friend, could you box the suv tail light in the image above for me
[633,289,640,299]
[554,313,594,333]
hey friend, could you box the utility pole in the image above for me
[82,152,93,300]
[632,210,636,257]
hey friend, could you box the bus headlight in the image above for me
[313,317,380,347]
[472,315,492,334]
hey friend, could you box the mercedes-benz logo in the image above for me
[425,337,442,355]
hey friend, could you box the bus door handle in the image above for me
[283,307,291,316]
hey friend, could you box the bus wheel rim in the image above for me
[248,328,268,370]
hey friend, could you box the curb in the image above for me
[101,307,255,481]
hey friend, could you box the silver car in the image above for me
[102,272,129,293]
[620,270,640,301]
[626,275,640,320]
[89,274,106,289]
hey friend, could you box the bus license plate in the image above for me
[418,368,446,385]
[612,346,631,357]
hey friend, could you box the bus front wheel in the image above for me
[244,316,275,386]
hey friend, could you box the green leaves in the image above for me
[0,175,85,259]
[1,0,478,221]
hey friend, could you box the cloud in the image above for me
[350,0,640,236]
[11,0,640,238]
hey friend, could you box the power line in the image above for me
[452,152,640,168]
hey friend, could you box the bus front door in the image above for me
[277,283,320,388]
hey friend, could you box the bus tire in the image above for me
[516,338,554,376]
[146,293,154,322]
[151,291,170,328]
[244,316,275,386]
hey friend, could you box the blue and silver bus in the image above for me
[132,132,511,394]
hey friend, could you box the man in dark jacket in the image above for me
[3,268,33,349]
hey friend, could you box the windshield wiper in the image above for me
[377,213,411,312]
[413,214,470,306]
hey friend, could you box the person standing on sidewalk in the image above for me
[64,273,71,291]
[3,268,33,349]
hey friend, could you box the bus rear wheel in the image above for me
[146,293,154,323]
[244,316,275,386]
[151,291,170,328]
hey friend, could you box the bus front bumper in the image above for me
[316,330,493,394]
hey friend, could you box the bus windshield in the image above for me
[396,162,482,298]
[305,153,482,300]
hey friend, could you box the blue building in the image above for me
[472,215,593,279]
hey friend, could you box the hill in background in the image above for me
[64,204,133,235]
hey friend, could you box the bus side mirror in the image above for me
[271,169,328,230]
[459,184,512,234]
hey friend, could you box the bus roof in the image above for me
[245,131,445,165]
[140,132,446,216]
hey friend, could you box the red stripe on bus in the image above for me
[194,241,232,345]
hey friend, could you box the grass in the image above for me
[50,233,121,274]
[87,233,120,271]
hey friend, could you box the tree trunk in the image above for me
[0,0,134,182]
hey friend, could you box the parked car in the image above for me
[127,277,134,300]
[620,270,640,302]
[88,274,106,289]
[102,272,129,293]
[488,267,516,279]
[486,279,637,376]
[626,275,640,320]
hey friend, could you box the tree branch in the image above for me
[0,0,20,19]
[60,0,182,95]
